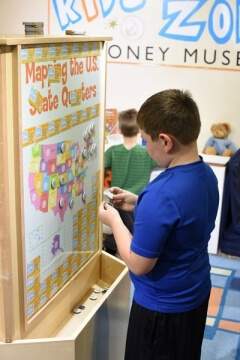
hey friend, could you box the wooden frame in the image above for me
[0,35,130,347]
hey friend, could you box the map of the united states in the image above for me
[28,138,94,221]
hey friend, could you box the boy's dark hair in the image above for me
[137,89,201,144]
[118,108,139,137]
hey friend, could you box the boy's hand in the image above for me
[109,187,138,212]
[99,201,120,227]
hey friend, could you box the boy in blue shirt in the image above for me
[99,89,219,360]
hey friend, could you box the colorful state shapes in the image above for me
[70,144,76,159]
[28,183,47,211]
[57,163,66,174]
[34,172,43,197]
[66,168,74,182]
[30,188,41,210]
[47,158,57,175]
[78,150,85,169]
[75,160,79,176]
[60,183,68,195]
[68,180,74,194]
[75,142,80,156]
[50,173,59,189]
[65,156,72,170]
[57,141,65,154]
[48,188,57,210]
[56,152,66,166]
[28,172,35,192]
[80,168,87,181]
[77,161,83,174]
[74,156,80,175]
[71,158,76,175]
[29,157,41,173]
[42,173,50,192]
[40,158,47,173]
[71,182,76,198]
[31,143,42,158]
[42,143,57,162]
[52,189,68,221]
[28,138,91,221]
[59,172,67,186]
[40,191,49,212]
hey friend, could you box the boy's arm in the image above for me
[99,202,157,275]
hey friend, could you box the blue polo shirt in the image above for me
[130,158,219,313]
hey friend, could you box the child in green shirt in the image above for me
[103,108,159,255]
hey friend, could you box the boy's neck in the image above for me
[123,135,139,150]
[168,142,200,168]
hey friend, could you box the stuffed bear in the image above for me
[203,123,237,157]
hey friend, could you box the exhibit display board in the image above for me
[0,36,130,356]
[21,40,104,322]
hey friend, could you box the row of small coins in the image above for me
[73,287,109,314]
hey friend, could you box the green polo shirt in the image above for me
[104,144,159,195]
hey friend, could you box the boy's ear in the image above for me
[159,133,173,152]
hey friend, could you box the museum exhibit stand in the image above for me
[0,34,130,359]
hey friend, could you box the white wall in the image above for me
[106,62,240,151]
[0,0,49,35]
[0,0,239,152]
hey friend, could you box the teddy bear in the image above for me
[203,122,237,157]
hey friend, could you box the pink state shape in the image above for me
[28,172,35,192]
[42,144,57,162]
